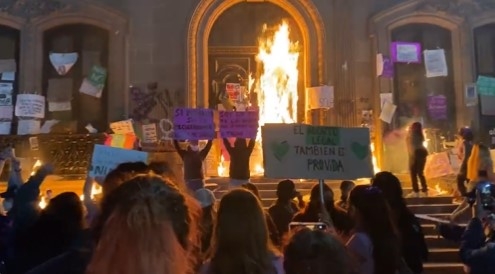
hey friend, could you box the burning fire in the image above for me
[30,159,42,176]
[370,143,381,174]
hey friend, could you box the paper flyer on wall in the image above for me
[17,119,41,135]
[49,53,78,76]
[0,94,12,106]
[110,119,135,135]
[142,123,158,143]
[0,122,11,135]
[48,101,71,112]
[465,84,478,107]
[79,78,103,98]
[379,101,397,124]
[0,83,13,94]
[376,54,384,76]
[15,94,45,119]
[390,42,422,63]
[0,59,16,73]
[379,93,393,109]
[1,72,15,81]
[424,49,448,78]
[0,106,13,120]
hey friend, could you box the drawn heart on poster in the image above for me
[271,140,290,162]
[351,142,369,160]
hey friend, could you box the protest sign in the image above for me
[173,108,215,140]
[15,94,45,118]
[89,144,148,178]
[47,78,73,102]
[261,124,373,180]
[0,94,12,106]
[306,86,334,109]
[49,53,78,75]
[424,151,454,179]
[390,42,421,63]
[424,49,448,78]
[477,76,495,96]
[110,119,135,135]
[427,95,447,120]
[142,123,158,143]
[219,111,259,139]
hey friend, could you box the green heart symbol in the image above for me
[351,142,369,160]
[271,141,290,162]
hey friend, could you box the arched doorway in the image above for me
[186,0,326,108]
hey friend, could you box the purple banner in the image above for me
[219,111,259,138]
[427,95,447,121]
[381,56,394,78]
[173,108,215,140]
[390,42,422,64]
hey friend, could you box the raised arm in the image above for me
[247,139,256,152]
[83,175,99,225]
[173,140,186,158]
[223,138,233,155]
[200,140,213,160]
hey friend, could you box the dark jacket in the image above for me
[397,209,428,273]
[223,138,255,180]
[460,218,495,274]
[173,140,212,180]
[293,205,354,236]
[460,141,473,175]
[265,212,281,247]
[268,201,299,236]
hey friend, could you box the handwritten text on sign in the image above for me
[219,111,259,138]
[173,108,215,140]
[15,94,46,119]
[261,124,373,180]
[89,144,148,178]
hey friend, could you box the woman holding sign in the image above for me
[223,138,255,188]
[173,139,213,193]
[406,122,428,198]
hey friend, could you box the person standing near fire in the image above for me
[223,138,255,188]
[406,122,429,197]
[173,139,213,193]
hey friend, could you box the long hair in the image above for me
[284,228,352,274]
[408,122,425,143]
[371,172,406,210]
[86,175,200,274]
[208,189,279,274]
[477,144,493,172]
[349,185,400,274]
[467,144,481,181]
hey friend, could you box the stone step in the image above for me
[425,235,459,249]
[422,224,437,236]
[429,248,459,263]
[423,263,464,274]
[408,204,458,215]
[405,196,455,205]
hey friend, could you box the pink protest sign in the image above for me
[219,111,259,138]
[173,108,215,140]
[390,42,422,63]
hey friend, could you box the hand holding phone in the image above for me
[289,222,328,232]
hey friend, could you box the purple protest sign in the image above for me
[381,56,394,78]
[390,42,422,63]
[427,95,447,121]
[173,108,216,140]
[219,111,259,138]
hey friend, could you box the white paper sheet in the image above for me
[79,78,103,98]
[376,53,384,76]
[142,123,158,143]
[380,93,393,109]
[379,101,397,124]
[0,121,11,135]
[48,101,71,112]
[424,49,448,78]
[0,83,13,94]
[40,120,60,134]
[15,94,45,118]
[0,105,13,119]
[110,119,134,135]
[1,72,15,81]
[17,119,41,135]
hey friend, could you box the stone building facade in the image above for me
[1,0,495,172]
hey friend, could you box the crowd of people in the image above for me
[0,128,492,273]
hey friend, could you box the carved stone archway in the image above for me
[187,0,326,108]
[369,0,473,167]
[23,1,128,122]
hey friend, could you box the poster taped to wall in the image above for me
[49,53,78,75]
[424,49,448,78]
[390,42,422,63]
[261,124,373,180]
[465,83,478,107]
[15,94,45,118]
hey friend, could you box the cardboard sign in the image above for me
[89,144,148,178]
[261,124,373,180]
[173,108,215,140]
[110,119,134,135]
[219,111,259,139]
[15,94,45,118]
[47,78,73,101]
[424,49,448,78]
[226,83,241,102]
[424,151,454,179]
[306,86,334,109]
[390,42,422,63]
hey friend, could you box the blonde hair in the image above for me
[467,144,493,181]
[86,175,200,274]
